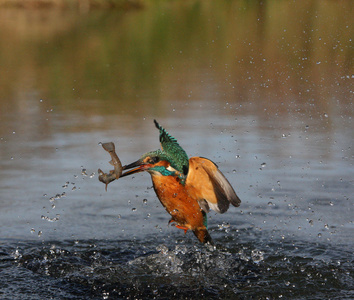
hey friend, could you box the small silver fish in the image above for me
[98,142,123,191]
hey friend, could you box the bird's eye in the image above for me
[150,157,159,164]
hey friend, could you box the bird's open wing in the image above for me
[186,157,241,213]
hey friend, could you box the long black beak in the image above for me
[120,159,146,178]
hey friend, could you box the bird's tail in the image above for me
[193,228,214,245]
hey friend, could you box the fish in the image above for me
[98,142,123,191]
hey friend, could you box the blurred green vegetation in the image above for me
[0,0,143,9]
[0,0,352,119]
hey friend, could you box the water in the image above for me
[0,1,353,299]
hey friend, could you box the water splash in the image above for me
[9,238,352,299]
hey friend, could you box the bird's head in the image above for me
[121,120,189,182]
[120,151,178,177]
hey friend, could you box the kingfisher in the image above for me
[116,120,241,245]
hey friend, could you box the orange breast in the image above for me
[151,175,205,231]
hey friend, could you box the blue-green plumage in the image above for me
[201,210,208,228]
[149,165,176,176]
[154,120,189,175]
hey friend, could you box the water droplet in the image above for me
[324,224,329,229]
[218,222,231,230]
[235,155,240,159]
[81,168,87,176]
[268,201,273,206]
[174,245,187,255]
[156,244,169,255]
[142,199,148,204]
[38,231,42,237]
[132,208,137,212]
[251,249,264,263]
[261,162,266,168]
[309,220,314,226]
[323,113,328,118]
[317,233,322,238]
[13,249,22,260]
[30,228,35,234]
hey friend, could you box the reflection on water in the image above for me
[0,1,352,113]
[0,1,353,299]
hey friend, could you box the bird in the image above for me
[120,120,241,244]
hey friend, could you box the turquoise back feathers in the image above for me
[154,120,189,176]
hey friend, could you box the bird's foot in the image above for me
[168,219,189,234]
[175,225,189,234]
